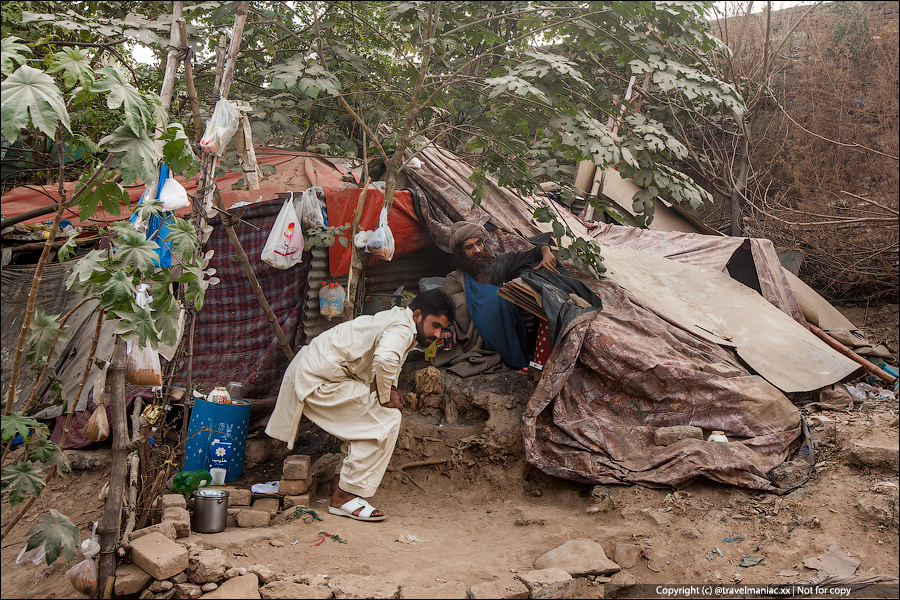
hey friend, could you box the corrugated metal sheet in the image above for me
[365,248,453,296]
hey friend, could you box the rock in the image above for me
[278,477,312,496]
[140,590,155,600]
[173,572,189,583]
[311,453,342,479]
[227,508,239,528]
[188,549,228,584]
[769,459,810,489]
[201,574,260,599]
[248,564,277,585]
[64,449,112,470]
[654,426,703,446]
[174,583,202,599]
[236,509,271,528]
[201,583,219,593]
[131,522,179,542]
[115,562,154,596]
[803,546,860,580]
[400,582,467,599]
[129,532,189,581]
[613,543,643,569]
[415,366,443,397]
[849,439,900,471]
[534,539,620,577]
[153,589,177,600]
[283,455,311,480]
[329,573,400,598]
[151,580,175,592]
[604,571,636,598]
[238,567,248,576]
[467,577,529,599]
[270,539,285,547]
[163,507,192,538]
[252,498,281,515]
[163,494,188,510]
[219,487,251,506]
[856,492,896,526]
[260,581,333,599]
[224,567,239,579]
[516,568,574,599]
[620,505,670,526]
[284,494,313,509]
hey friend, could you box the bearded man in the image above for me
[266,289,455,521]
[435,222,558,376]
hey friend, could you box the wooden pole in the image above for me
[159,1,185,114]
[177,18,203,142]
[343,178,371,321]
[808,323,898,385]
[96,337,127,599]
[219,1,250,102]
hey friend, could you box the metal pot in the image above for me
[191,489,230,533]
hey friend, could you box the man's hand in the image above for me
[382,387,404,410]
[534,245,559,273]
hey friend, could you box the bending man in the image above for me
[266,289,456,521]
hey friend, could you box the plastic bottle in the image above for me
[320,282,345,320]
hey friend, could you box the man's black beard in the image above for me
[415,319,434,347]
[461,248,495,278]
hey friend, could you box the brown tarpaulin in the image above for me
[522,280,805,492]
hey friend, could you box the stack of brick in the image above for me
[280,455,314,506]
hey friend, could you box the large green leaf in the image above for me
[0,65,71,143]
[91,66,154,134]
[25,307,66,367]
[1,461,45,507]
[77,180,130,221]
[115,226,161,274]
[1,413,49,445]
[99,270,137,310]
[47,47,94,90]
[160,123,198,181]
[25,509,80,565]
[66,249,108,290]
[99,124,160,186]
[113,306,159,348]
[163,218,198,259]
[1,36,31,77]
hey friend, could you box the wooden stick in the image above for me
[97,337,127,598]
[159,1,184,114]
[343,178,371,321]
[118,451,140,555]
[177,18,204,143]
[808,323,897,385]
[219,1,250,102]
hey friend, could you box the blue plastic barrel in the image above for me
[183,399,250,482]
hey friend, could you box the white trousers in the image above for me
[301,378,401,498]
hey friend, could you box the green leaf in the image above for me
[25,307,66,366]
[47,47,94,90]
[0,65,71,143]
[57,228,80,263]
[2,413,49,445]
[91,66,154,134]
[100,124,160,186]
[66,249,107,290]
[25,509,80,565]
[162,218,198,259]
[160,123,198,181]
[1,36,31,77]
[99,270,137,310]
[114,226,161,274]
[113,306,158,348]
[1,461,45,507]
[26,439,58,464]
[77,180,129,221]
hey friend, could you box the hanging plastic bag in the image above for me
[261,194,305,269]
[91,362,109,406]
[16,542,46,566]
[364,207,395,260]
[200,97,240,156]
[125,286,164,386]
[83,404,109,442]
[158,176,190,211]
[66,523,99,597]
[297,188,325,231]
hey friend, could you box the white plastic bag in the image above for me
[200,97,240,156]
[365,207,395,261]
[297,189,325,231]
[124,286,163,386]
[261,195,305,269]
[158,176,190,211]
[16,542,46,566]
[66,523,99,596]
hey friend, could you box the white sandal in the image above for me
[328,496,386,521]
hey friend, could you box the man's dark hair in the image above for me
[409,289,456,323]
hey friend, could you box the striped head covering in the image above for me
[449,221,488,249]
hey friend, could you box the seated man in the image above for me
[436,221,557,376]
[266,289,455,521]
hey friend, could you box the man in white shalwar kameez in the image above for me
[266,289,455,521]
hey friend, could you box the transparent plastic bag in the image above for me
[83,404,109,442]
[125,345,163,386]
[365,207,395,260]
[158,176,189,211]
[66,523,99,596]
[261,195,305,269]
[200,97,240,156]
[297,189,325,231]
[16,542,46,566]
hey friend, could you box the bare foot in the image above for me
[330,482,385,518]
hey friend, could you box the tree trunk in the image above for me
[159,1,185,114]
[97,337,127,599]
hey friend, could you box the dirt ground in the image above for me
[2,305,898,599]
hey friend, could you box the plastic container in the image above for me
[183,399,250,482]
[191,489,229,533]
[207,386,231,404]
[707,430,728,443]
[209,467,227,486]
[320,282,344,320]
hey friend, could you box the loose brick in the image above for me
[282,455,311,480]
[329,573,400,599]
[163,494,187,510]
[236,509,271,528]
[516,568,574,599]
[278,477,311,496]
[115,562,153,596]
[129,532,188,581]
[202,574,260,599]
[130,521,178,542]
[260,581,332,599]
[252,498,280,515]
[174,582,202,599]
[163,506,192,538]
[220,487,251,506]
[283,493,313,509]
[187,548,227,584]
[467,577,529,599]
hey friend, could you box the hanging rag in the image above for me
[464,271,530,369]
